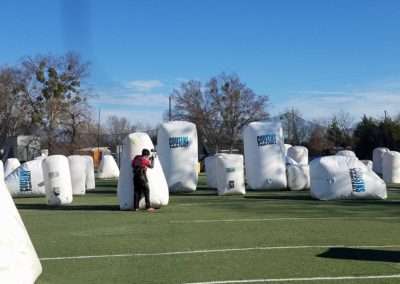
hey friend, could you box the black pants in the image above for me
[133,178,151,209]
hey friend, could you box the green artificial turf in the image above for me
[15,174,400,284]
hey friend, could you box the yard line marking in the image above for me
[183,274,400,284]
[40,244,400,261]
[170,216,400,224]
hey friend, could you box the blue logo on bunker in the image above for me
[350,168,366,193]
[169,136,190,148]
[19,169,32,192]
[257,134,277,146]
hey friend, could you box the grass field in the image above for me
[15,175,400,284]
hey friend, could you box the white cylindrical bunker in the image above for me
[243,121,287,190]
[310,155,387,200]
[287,164,310,191]
[117,132,169,210]
[97,155,120,179]
[4,158,20,178]
[204,156,218,189]
[361,160,373,171]
[5,160,46,197]
[42,155,73,205]
[284,144,292,156]
[157,121,198,192]
[0,161,4,184]
[0,179,42,283]
[336,150,357,158]
[382,151,400,184]
[68,155,87,195]
[83,155,96,190]
[216,154,245,195]
[287,146,309,165]
[373,147,390,174]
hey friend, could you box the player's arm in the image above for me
[147,156,155,169]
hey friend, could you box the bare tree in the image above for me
[306,119,333,156]
[62,100,93,151]
[0,67,33,147]
[20,53,90,154]
[170,74,269,152]
[279,108,310,145]
[104,115,137,150]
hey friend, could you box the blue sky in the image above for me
[1,0,400,125]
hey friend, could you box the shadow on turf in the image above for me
[318,248,400,263]
[86,189,116,194]
[171,191,217,196]
[245,195,313,201]
[16,204,120,211]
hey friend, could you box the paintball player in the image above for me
[131,149,156,212]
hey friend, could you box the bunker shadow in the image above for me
[245,195,313,201]
[318,247,400,263]
[86,189,117,194]
[171,191,217,197]
[16,203,120,211]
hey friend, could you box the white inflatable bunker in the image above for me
[361,160,373,171]
[83,156,96,190]
[336,150,357,158]
[373,147,390,174]
[0,179,42,283]
[216,154,245,195]
[287,146,308,165]
[382,151,400,184]
[4,158,20,178]
[284,144,292,156]
[68,155,87,195]
[287,164,310,191]
[5,160,46,197]
[0,160,4,184]
[157,121,198,192]
[42,155,73,205]
[34,154,46,161]
[243,121,287,190]
[310,156,387,200]
[204,156,218,189]
[117,132,169,210]
[97,155,120,179]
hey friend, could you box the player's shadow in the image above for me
[16,203,120,211]
[318,247,400,263]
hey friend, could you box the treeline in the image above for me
[170,76,400,159]
[1,53,400,158]
[280,110,400,159]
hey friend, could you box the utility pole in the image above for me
[169,95,172,121]
[97,108,101,150]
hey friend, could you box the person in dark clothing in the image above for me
[131,149,155,212]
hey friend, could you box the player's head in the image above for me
[142,149,150,156]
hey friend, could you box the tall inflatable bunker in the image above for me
[243,121,287,190]
[117,132,169,210]
[68,155,87,195]
[157,121,198,192]
[42,155,73,205]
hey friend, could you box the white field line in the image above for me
[183,274,400,284]
[39,244,400,261]
[170,216,400,224]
